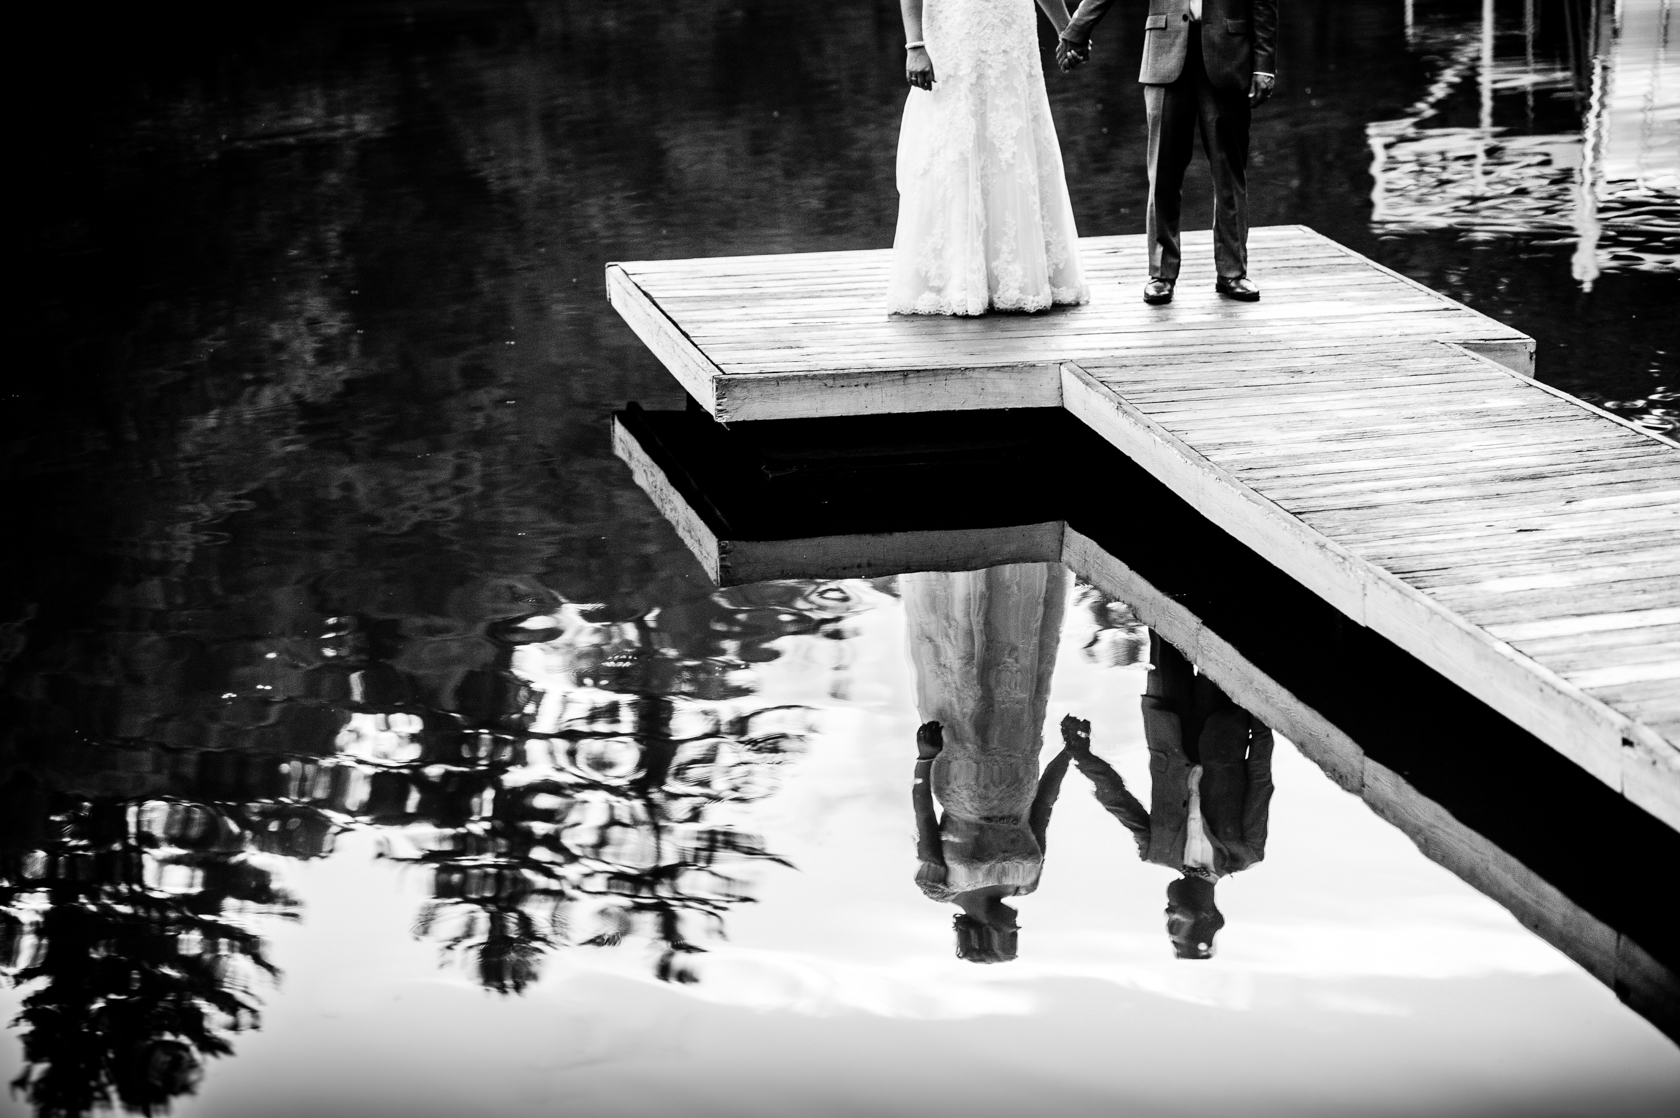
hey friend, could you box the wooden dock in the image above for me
[606,225,1680,828]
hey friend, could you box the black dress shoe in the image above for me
[1143,277,1175,305]
[1216,275,1261,301]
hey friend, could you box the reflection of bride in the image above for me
[904,562,1072,962]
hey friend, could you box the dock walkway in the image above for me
[606,225,1680,827]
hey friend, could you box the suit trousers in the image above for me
[1144,29,1251,280]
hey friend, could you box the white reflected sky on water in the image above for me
[4,578,1676,1118]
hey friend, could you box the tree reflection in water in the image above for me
[13,2,1672,1112]
[368,583,864,992]
[1,576,866,1114]
[1,796,296,1117]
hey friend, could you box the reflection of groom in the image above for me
[1063,632,1274,959]
[1058,0,1278,305]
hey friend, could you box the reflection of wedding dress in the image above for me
[903,563,1067,897]
[889,0,1089,315]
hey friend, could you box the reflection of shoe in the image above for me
[1216,275,1261,301]
[1143,277,1175,305]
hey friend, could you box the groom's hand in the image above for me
[1249,72,1276,107]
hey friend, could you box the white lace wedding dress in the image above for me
[888,0,1089,316]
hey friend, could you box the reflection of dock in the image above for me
[605,226,1680,828]
[611,405,1679,1040]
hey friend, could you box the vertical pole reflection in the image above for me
[1572,0,1618,286]
[1479,0,1497,195]
[1527,0,1538,125]
[1633,0,1669,184]
[1483,0,1498,133]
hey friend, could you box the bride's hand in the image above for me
[906,46,935,91]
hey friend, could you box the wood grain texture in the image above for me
[605,225,1680,826]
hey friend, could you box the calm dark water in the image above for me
[5,2,1679,1116]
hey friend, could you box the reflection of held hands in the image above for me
[906,46,936,91]
[1060,714,1093,753]
[916,720,945,761]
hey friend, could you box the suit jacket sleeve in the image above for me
[1241,720,1275,859]
[1029,747,1075,853]
[1073,751,1152,856]
[1063,0,1122,48]
[1254,0,1279,75]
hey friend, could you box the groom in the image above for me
[1057,0,1278,305]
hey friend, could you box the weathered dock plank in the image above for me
[605,225,1680,827]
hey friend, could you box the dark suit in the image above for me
[1073,636,1274,875]
[1064,0,1280,281]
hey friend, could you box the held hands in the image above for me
[1249,72,1276,107]
[1055,36,1091,73]
[906,46,936,91]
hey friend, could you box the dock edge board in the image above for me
[1058,361,1680,831]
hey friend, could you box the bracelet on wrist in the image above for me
[905,40,925,50]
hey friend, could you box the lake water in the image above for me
[5,2,1678,1116]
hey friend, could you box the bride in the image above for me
[889,0,1089,316]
